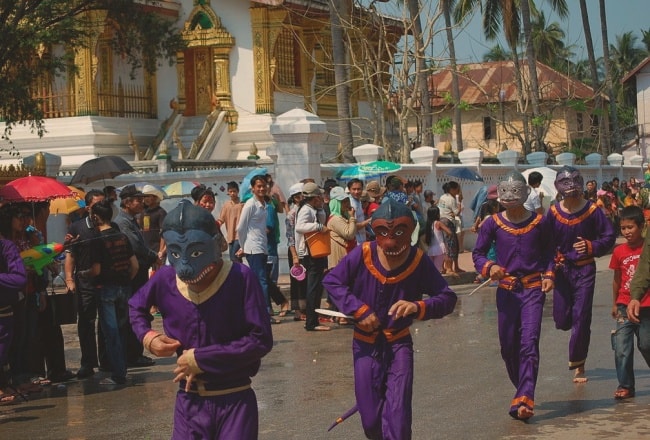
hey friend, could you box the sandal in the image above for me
[614,387,635,399]
[278,302,290,318]
[0,392,17,405]
[31,376,52,386]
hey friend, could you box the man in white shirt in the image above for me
[524,171,544,214]
[237,175,275,321]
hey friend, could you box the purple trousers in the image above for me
[553,263,596,369]
[496,287,545,416]
[354,339,413,440]
[172,387,258,440]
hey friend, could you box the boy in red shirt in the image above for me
[609,205,650,399]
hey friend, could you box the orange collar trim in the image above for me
[362,242,423,284]
[550,203,597,226]
[493,213,542,235]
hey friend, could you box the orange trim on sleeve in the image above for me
[416,301,426,320]
[354,304,370,320]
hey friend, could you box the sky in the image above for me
[373,0,650,64]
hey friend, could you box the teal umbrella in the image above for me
[359,160,401,174]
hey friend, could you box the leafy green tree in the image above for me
[0,1,184,140]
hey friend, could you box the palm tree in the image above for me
[455,0,567,154]
[579,0,609,153]
[642,28,650,54]
[441,0,464,152]
[405,0,433,158]
[600,0,621,152]
[483,44,512,62]
[530,10,569,69]
[329,0,355,162]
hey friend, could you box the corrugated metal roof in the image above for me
[427,60,596,108]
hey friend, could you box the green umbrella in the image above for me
[359,160,401,174]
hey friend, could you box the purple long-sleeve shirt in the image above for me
[473,212,555,279]
[322,242,457,333]
[546,201,616,263]
[0,239,27,306]
[129,263,272,389]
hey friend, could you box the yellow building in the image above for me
[427,60,600,156]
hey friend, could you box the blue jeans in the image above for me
[229,240,242,263]
[245,253,269,313]
[612,305,650,391]
[98,284,130,382]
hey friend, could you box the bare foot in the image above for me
[517,406,534,420]
[573,366,588,383]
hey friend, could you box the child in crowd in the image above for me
[421,206,451,272]
[610,206,650,399]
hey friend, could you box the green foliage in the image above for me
[531,115,547,127]
[617,104,636,128]
[567,99,587,112]
[0,1,185,140]
[432,116,453,135]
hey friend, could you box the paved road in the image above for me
[3,251,650,439]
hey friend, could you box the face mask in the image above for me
[497,180,529,209]
[372,216,414,258]
[555,169,584,198]
[163,229,220,285]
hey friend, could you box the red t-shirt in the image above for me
[609,242,650,307]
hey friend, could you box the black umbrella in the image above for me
[70,156,135,185]
[445,167,484,182]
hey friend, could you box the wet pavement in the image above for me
[3,250,650,439]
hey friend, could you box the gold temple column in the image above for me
[73,10,107,116]
[251,7,287,114]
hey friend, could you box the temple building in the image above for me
[0,0,403,171]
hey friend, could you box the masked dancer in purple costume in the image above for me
[0,236,27,404]
[547,166,616,382]
[472,171,555,420]
[129,200,273,439]
[322,199,457,440]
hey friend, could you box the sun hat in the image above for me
[302,182,323,197]
[289,182,303,197]
[365,180,386,197]
[141,184,166,200]
[120,184,145,199]
[290,264,306,281]
[329,186,349,201]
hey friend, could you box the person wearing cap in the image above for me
[138,185,167,269]
[129,200,273,439]
[472,171,556,420]
[365,181,385,204]
[217,181,244,263]
[347,179,370,245]
[285,182,307,319]
[323,199,457,438]
[295,182,331,331]
[114,184,159,368]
